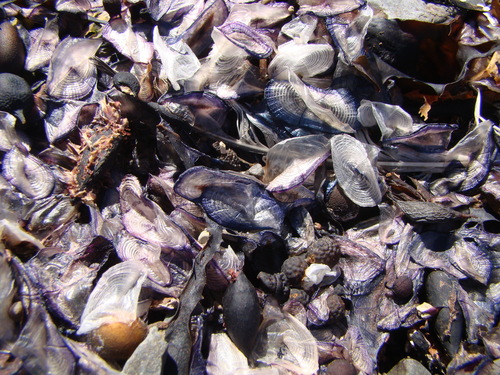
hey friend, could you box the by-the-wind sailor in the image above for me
[330,134,383,207]
[265,78,358,134]
[46,37,102,100]
[357,99,413,139]
[25,18,59,72]
[431,120,496,194]
[2,146,56,200]
[119,175,190,251]
[383,123,458,153]
[218,22,274,58]
[0,111,29,152]
[117,233,171,287]
[77,261,148,361]
[102,16,154,65]
[280,14,318,43]
[153,26,200,91]
[264,134,330,192]
[297,0,365,17]
[252,303,319,374]
[174,166,285,232]
[268,41,335,80]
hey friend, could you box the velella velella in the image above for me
[1,0,500,374]
[45,37,103,100]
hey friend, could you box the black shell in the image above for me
[113,72,141,97]
[0,73,32,123]
[222,272,261,357]
[0,20,26,73]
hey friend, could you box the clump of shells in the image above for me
[1,0,500,374]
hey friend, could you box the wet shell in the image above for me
[330,134,383,207]
[46,37,102,100]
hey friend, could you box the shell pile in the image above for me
[1,0,500,374]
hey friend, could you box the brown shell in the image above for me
[87,318,148,361]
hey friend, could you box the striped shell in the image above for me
[2,146,55,199]
[116,234,171,287]
[268,41,334,80]
[330,134,382,207]
[265,78,358,133]
[46,37,102,100]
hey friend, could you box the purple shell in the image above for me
[218,22,274,58]
[382,123,458,153]
[265,134,330,192]
[174,166,285,232]
[119,175,191,251]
